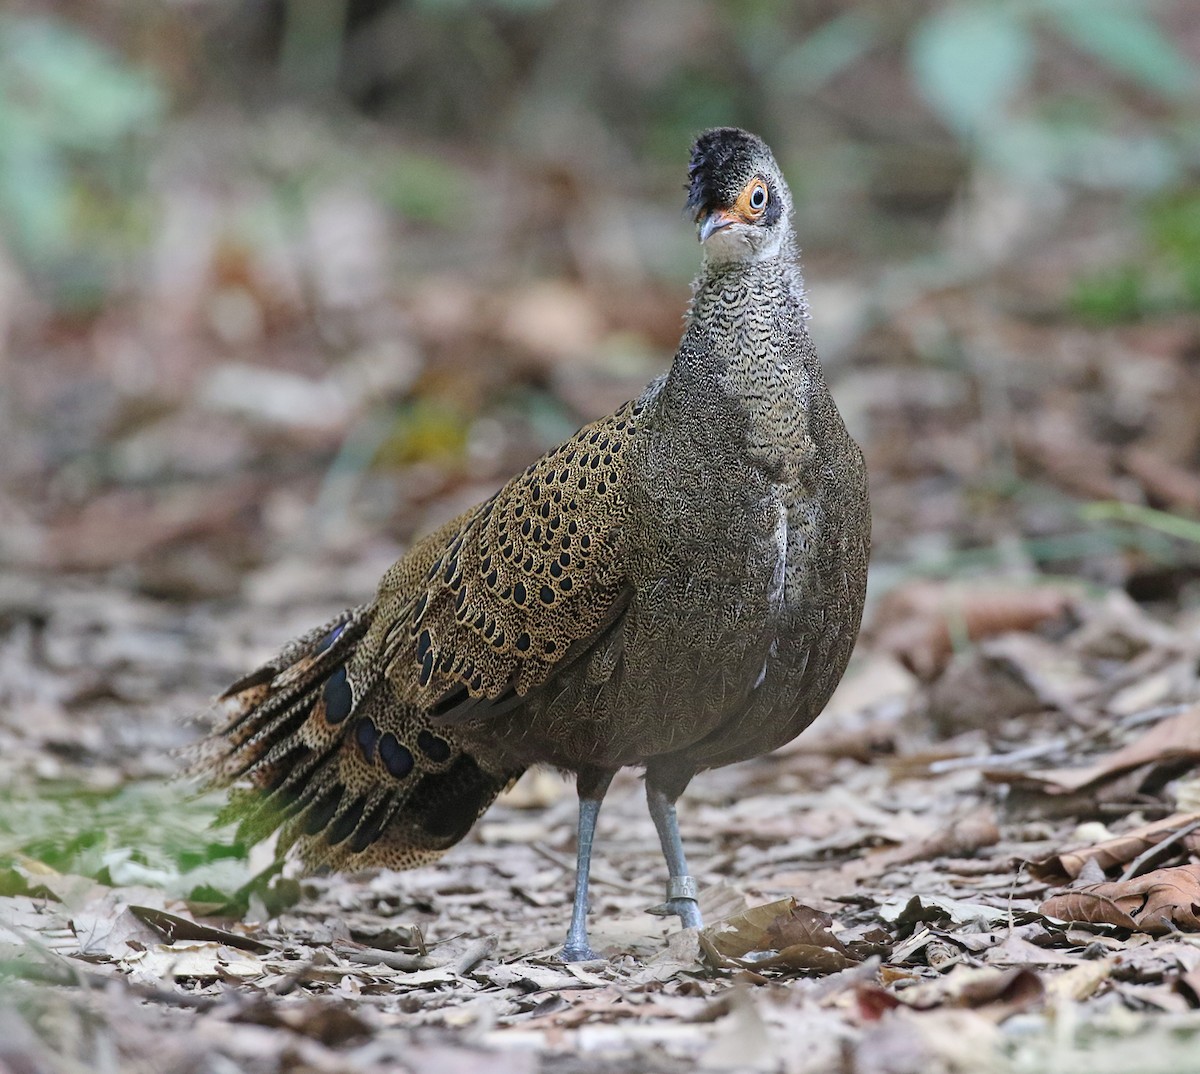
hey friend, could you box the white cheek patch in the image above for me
[703,225,754,263]
[703,222,786,265]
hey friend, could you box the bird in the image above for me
[193,127,871,962]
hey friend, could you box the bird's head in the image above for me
[686,128,792,265]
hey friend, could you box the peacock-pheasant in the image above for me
[193,127,871,962]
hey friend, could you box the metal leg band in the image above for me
[666,875,698,902]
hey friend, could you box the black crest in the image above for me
[685,127,772,220]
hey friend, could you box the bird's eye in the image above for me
[748,181,768,212]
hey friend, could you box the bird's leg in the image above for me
[561,767,615,962]
[646,782,703,930]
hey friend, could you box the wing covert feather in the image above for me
[366,399,643,715]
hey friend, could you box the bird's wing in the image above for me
[365,397,643,720]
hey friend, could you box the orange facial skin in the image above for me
[731,176,769,223]
[699,177,770,241]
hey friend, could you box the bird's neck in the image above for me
[686,253,809,339]
[683,253,814,386]
[671,251,826,479]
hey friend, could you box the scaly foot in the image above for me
[559,941,600,963]
[665,896,703,930]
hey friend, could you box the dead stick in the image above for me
[330,943,440,972]
[453,936,497,975]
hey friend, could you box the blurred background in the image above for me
[1,0,1199,609]
[3,7,1200,1060]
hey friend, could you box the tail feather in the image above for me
[191,603,523,872]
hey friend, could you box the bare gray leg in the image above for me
[646,783,703,929]
[561,769,614,962]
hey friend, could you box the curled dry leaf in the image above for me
[1068,589,1182,661]
[881,894,1008,935]
[924,648,1043,735]
[928,630,1103,735]
[855,984,902,1022]
[1013,413,1120,502]
[870,580,1075,680]
[699,898,859,975]
[1041,864,1200,935]
[1029,811,1200,883]
[736,943,858,975]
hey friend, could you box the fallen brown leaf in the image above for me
[924,648,1043,734]
[888,808,1000,866]
[700,898,859,975]
[1123,447,1200,514]
[895,965,1044,1022]
[1041,864,1200,935]
[1014,412,1121,501]
[855,984,902,1022]
[128,905,273,954]
[42,480,269,573]
[1029,812,1200,883]
[123,941,265,980]
[1022,705,1200,795]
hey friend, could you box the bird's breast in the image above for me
[610,473,792,741]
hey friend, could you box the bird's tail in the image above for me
[189,604,523,871]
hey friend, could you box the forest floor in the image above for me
[3,564,1200,1073]
[4,115,1200,1073]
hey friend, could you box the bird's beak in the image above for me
[698,208,738,243]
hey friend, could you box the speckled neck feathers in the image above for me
[670,252,819,490]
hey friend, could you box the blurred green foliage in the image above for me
[0,782,250,902]
[909,0,1194,187]
[1084,501,1200,545]
[1071,186,1200,323]
[0,13,162,307]
[379,150,475,227]
[376,398,472,466]
[911,4,1035,140]
[1070,266,1148,324]
[0,0,1195,305]
[1149,186,1200,301]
